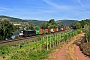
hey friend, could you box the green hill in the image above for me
[0,15,78,26]
[0,15,47,26]
[56,20,78,26]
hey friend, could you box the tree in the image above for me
[40,19,59,29]
[48,19,56,24]
[79,19,90,28]
[86,26,90,43]
[40,22,48,29]
[71,22,81,29]
[34,26,40,30]
[26,24,34,30]
[48,19,58,28]
[0,20,15,40]
[75,22,81,29]
[58,25,64,28]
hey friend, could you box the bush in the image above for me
[80,43,90,56]
[15,36,20,39]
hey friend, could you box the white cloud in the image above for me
[76,0,84,7]
[0,7,13,11]
[42,0,72,10]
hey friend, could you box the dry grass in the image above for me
[66,44,79,60]
[0,56,10,60]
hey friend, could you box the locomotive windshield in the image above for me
[20,30,24,33]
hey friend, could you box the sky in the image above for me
[0,0,90,21]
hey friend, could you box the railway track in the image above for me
[0,33,53,44]
[0,31,64,45]
[0,36,39,44]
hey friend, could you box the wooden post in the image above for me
[57,34,58,45]
[54,34,56,46]
[56,34,58,46]
[47,35,48,50]
[59,34,61,44]
[50,35,51,49]
[43,37,44,48]
[40,38,42,51]
[53,35,54,48]
[58,34,59,45]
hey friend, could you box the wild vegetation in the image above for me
[71,19,90,57]
[0,20,15,40]
[0,29,81,60]
[71,19,90,29]
[40,19,64,29]
[80,25,90,57]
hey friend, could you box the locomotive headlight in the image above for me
[19,30,24,36]
[19,33,23,36]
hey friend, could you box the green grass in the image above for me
[7,49,51,60]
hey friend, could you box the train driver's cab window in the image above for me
[20,31,23,33]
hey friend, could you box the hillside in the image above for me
[56,20,78,26]
[0,15,78,26]
[0,16,47,26]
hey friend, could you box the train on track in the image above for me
[19,27,68,37]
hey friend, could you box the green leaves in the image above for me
[71,19,90,29]
[71,22,81,29]
[0,20,15,40]
[40,19,59,29]
[86,26,90,42]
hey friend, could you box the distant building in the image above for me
[13,24,21,26]
[1,18,8,20]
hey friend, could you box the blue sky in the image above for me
[0,0,90,21]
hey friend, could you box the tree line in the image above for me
[25,19,64,30]
[0,19,64,40]
[71,19,90,42]
[70,19,90,29]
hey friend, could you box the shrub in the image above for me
[80,43,90,56]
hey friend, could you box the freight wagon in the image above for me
[19,28,66,37]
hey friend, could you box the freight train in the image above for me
[19,28,67,37]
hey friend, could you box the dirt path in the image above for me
[46,33,89,60]
[56,33,84,60]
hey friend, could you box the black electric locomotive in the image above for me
[19,30,36,37]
